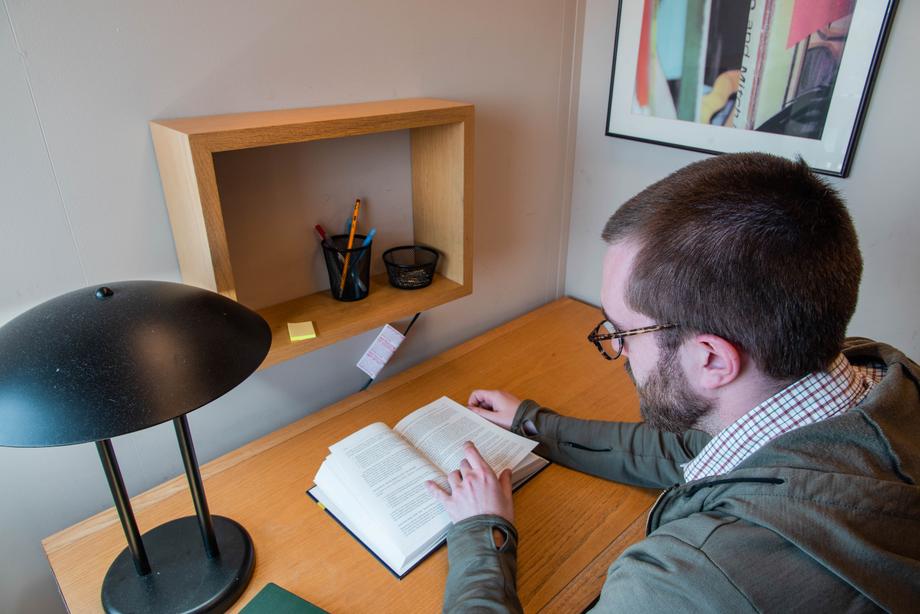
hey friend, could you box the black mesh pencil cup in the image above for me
[322,234,372,301]
[382,246,439,289]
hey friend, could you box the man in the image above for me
[426,153,920,612]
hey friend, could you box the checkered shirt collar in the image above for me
[682,354,882,483]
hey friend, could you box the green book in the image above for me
[239,583,328,614]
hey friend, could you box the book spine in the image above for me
[676,0,707,122]
[734,0,772,130]
[752,1,797,129]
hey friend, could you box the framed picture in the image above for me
[606,0,898,177]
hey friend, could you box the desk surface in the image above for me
[43,298,657,613]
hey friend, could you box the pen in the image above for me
[348,227,377,286]
[314,224,330,246]
[316,223,346,270]
[339,199,361,294]
[341,226,376,293]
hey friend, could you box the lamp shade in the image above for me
[0,280,271,447]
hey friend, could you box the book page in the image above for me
[394,397,538,475]
[312,461,407,570]
[325,422,449,556]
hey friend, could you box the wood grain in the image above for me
[539,515,648,613]
[153,98,471,141]
[149,125,218,292]
[411,121,470,287]
[43,298,655,613]
[256,273,468,369]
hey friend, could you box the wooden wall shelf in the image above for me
[150,99,473,368]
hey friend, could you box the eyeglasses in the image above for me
[587,319,678,360]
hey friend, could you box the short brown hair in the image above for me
[602,153,861,379]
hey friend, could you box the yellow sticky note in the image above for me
[287,321,316,342]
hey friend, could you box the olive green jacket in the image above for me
[443,340,920,612]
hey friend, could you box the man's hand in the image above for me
[425,442,514,524]
[468,389,521,430]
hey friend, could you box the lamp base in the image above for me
[101,515,254,614]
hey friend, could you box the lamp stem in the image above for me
[96,439,151,575]
[173,415,219,558]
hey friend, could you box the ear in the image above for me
[684,334,742,390]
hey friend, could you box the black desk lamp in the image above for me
[0,281,271,613]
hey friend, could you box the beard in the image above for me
[628,347,713,433]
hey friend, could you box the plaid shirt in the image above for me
[682,354,886,482]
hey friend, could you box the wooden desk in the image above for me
[43,298,658,613]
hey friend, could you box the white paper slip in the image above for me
[356,324,405,379]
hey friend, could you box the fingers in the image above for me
[468,389,493,410]
[498,468,513,496]
[462,441,490,473]
[459,457,472,479]
[447,469,463,491]
[425,479,448,501]
[428,454,516,524]
[467,404,504,426]
[466,390,520,431]
[467,404,489,418]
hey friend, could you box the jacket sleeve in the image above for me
[440,403,713,612]
[511,400,711,488]
[442,515,522,614]
[592,532,756,613]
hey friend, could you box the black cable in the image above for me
[402,311,422,336]
[360,311,422,391]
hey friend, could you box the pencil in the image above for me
[338,198,361,294]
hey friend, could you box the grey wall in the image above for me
[566,0,920,363]
[0,1,581,611]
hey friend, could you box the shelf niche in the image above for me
[150,98,473,369]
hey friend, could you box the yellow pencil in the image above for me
[338,198,362,294]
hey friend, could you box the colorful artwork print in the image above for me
[606,0,897,177]
[633,0,856,139]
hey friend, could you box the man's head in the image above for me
[601,153,862,431]
[602,240,717,432]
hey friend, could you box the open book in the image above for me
[308,396,548,577]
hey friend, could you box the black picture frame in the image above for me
[605,0,899,177]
